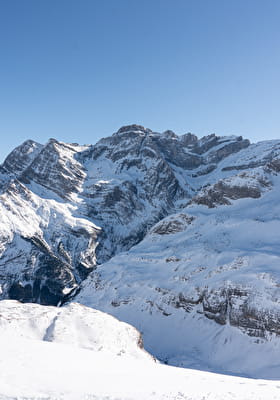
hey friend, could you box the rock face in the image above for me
[76,186,280,375]
[0,178,99,305]
[192,171,271,207]
[2,139,43,176]
[1,126,280,375]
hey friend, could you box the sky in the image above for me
[0,0,280,161]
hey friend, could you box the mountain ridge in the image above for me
[1,125,280,376]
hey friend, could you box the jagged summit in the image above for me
[114,124,249,147]
[0,127,268,305]
[115,124,152,135]
[2,139,43,176]
[0,126,280,377]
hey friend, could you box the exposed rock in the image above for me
[2,139,43,176]
[200,286,280,338]
[115,124,152,135]
[206,138,250,163]
[20,139,86,201]
[0,125,279,315]
[192,172,271,208]
[151,214,194,235]
[267,158,280,173]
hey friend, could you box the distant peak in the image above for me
[2,139,43,176]
[47,138,60,145]
[180,132,198,146]
[116,124,152,135]
[21,139,41,147]
[162,130,177,138]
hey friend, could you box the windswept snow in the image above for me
[0,300,150,360]
[0,300,280,400]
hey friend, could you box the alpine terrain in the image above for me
[1,300,279,400]
[1,125,280,379]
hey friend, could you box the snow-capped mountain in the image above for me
[1,124,280,377]
[0,125,249,304]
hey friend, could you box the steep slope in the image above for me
[1,126,280,378]
[0,125,250,304]
[0,178,99,304]
[75,139,280,378]
[0,300,280,400]
[79,127,249,261]
[2,139,43,176]
[0,139,99,304]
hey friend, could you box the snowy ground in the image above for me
[0,301,280,400]
[75,175,280,378]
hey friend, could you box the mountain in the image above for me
[0,125,249,305]
[0,300,279,400]
[1,125,280,377]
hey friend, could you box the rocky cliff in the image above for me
[1,125,280,376]
[0,125,250,304]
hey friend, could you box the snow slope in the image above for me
[1,126,280,380]
[0,126,270,304]
[0,300,280,400]
[0,300,150,360]
[0,127,192,303]
[76,173,280,378]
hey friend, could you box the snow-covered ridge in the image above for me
[0,126,254,304]
[0,300,151,360]
[1,125,280,378]
[0,300,280,400]
[76,182,280,377]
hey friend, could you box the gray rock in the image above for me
[0,125,276,309]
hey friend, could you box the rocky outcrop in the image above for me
[0,179,99,305]
[201,286,280,338]
[192,172,271,208]
[151,214,194,235]
[168,285,280,339]
[2,139,43,176]
[20,139,86,201]
[0,125,279,311]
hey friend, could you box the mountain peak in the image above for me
[115,124,152,135]
[1,127,280,379]
[2,139,43,176]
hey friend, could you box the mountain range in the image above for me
[1,124,280,378]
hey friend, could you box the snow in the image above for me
[0,300,280,400]
[172,139,280,191]
[2,133,280,396]
[76,174,280,378]
[0,301,150,360]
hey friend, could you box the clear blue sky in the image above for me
[1,0,280,161]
